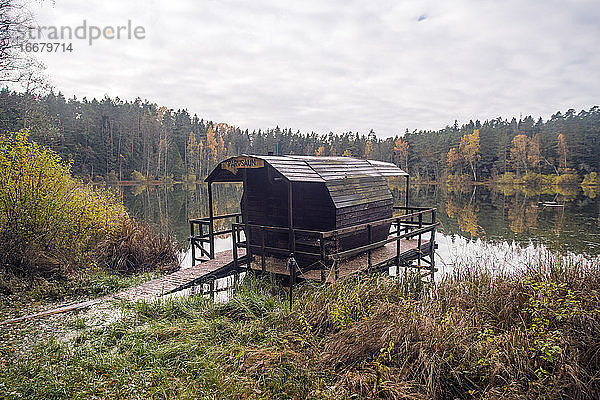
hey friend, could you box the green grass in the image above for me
[1,253,600,399]
[0,267,160,323]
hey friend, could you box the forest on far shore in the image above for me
[1,88,599,184]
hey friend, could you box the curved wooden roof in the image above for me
[205,155,408,183]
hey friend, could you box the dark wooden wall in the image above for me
[241,165,394,261]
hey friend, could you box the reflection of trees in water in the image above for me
[445,183,475,195]
[444,186,481,237]
[184,183,242,232]
[554,208,566,237]
[118,182,600,255]
[506,196,539,234]
[121,183,242,243]
[556,187,579,199]
[491,183,580,202]
[410,183,600,254]
[124,184,178,234]
[446,200,479,237]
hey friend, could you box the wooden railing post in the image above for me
[232,224,238,269]
[287,181,295,256]
[320,234,326,283]
[417,212,423,270]
[208,182,215,259]
[334,233,339,280]
[288,255,296,311]
[190,221,195,267]
[430,209,436,281]
[367,224,373,272]
[395,218,401,276]
[261,226,266,273]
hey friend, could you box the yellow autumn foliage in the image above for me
[0,130,127,276]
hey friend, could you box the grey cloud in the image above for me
[29,0,600,137]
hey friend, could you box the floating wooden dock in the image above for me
[0,235,432,326]
[1,155,439,326]
[190,154,438,292]
[248,238,433,283]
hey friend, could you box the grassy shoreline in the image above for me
[1,250,599,399]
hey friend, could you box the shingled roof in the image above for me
[206,155,408,183]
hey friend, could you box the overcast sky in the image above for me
[29,0,600,137]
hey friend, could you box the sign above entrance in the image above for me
[221,156,265,174]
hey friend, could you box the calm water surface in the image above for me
[116,182,600,275]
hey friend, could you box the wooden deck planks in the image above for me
[113,248,246,301]
[249,238,431,283]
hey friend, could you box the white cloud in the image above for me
[29,0,600,136]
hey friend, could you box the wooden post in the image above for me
[405,175,410,208]
[232,224,238,269]
[417,212,423,270]
[430,209,436,281]
[367,224,372,271]
[261,226,266,273]
[287,180,295,310]
[395,218,401,276]
[334,234,339,280]
[320,234,325,283]
[405,175,411,234]
[287,180,295,255]
[243,169,252,269]
[208,182,215,259]
[190,221,195,267]
[289,255,295,311]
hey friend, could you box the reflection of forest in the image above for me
[117,183,242,247]
[397,184,600,255]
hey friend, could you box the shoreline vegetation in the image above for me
[0,130,180,310]
[409,172,600,199]
[2,252,599,399]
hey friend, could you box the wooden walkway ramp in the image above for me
[0,249,247,326]
[113,249,246,301]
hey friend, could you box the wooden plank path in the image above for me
[0,299,103,326]
[0,249,246,326]
[113,248,246,301]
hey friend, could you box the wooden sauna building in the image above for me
[190,155,438,283]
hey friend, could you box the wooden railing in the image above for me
[189,213,242,264]
[229,208,438,281]
[190,207,438,281]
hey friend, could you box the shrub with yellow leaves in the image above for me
[0,130,154,278]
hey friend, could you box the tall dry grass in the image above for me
[95,219,179,274]
[294,253,600,399]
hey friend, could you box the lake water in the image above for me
[116,182,600,276]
